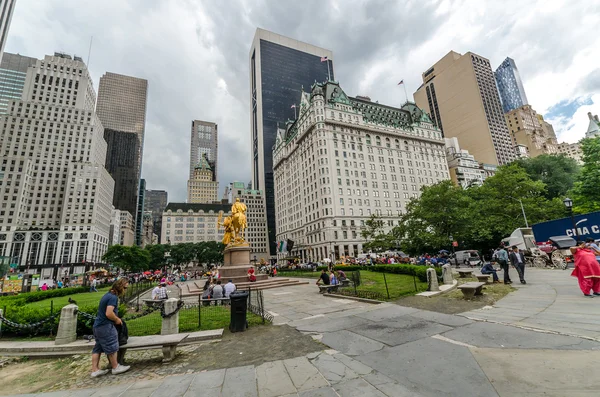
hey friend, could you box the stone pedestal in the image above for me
[442,264,453,285]
[426,268,440,292]
[55,304,78,345]
[220,244,267,284]
[161,298,179,336]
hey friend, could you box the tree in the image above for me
[570,137,600,213]
[145,244,168,270]
[515,154,580,200]
[465,164,564,251]
[102,245,151,272]
[168,243,196,267]
[394,180,473,255]
[361,215,395,252]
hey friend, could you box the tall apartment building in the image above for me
[230,181,269,261]
[586,112,600,138]
[96,72,148,223]
[557,142,583,164]
[445,137,484,188]
[494,57,529,113]
[189,120,218,180]
[0,53,37,115]
[414,51,516,166]
[119,211,135,246]
[0,53,115,267]
[188,154,218,203]
[135,178,146,246]
[161,202,228,245]
[273,81,449,261]
[144,189,167,242]
[109,208,121,245]
[505,105,558,157]
[250,28,334,256]
[0,0,16,62]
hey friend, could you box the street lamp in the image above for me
[507,196,529,228]
[563,197,579,239]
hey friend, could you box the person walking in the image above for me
[90,278,130,378]
[570,240,600,297]
[509,246,527,284]
[90,278,98,293]
[496,245,511,284]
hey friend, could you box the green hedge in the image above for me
[369,264,442,283]
[283,264,440,283]
[0,286,88,306]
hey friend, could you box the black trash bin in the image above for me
[229,291,249,332]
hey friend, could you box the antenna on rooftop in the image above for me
[87,36,93,67]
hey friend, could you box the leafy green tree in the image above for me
[570,137,600,213]
[465,164,564,250]
[102,245,151,272]
[515,154,579,199]
[394,180,472,255]
[168,243,196,267]
[145,244,168,270]
[361,215,395,252]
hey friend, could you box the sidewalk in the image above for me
[461,267,600,340]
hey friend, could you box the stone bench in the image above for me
[474,274,491,284]
[340,279,352,287]
[117,333,189,364]
[457,282,485,299]
[318,284,338,294]
[199,297,230,306]
[456,269,475,278]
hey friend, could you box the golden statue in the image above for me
[218,198,247,246]
[217,212,234,245]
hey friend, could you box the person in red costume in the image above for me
[570,240,600,297]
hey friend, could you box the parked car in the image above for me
[452,250,482,268]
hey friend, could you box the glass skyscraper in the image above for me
[249,28,333,256]
[495,57,529,113]
[0,52,37,115]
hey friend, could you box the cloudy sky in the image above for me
[6,0,599,201]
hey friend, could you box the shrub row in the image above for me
[282,264,440,283]
[0,286,88,306]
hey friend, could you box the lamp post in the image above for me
[563,197,579,239]
[508,196,529,228]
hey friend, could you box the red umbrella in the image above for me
[154,270,162,274]
[143,271,151,275]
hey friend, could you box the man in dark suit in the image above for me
[509,246,527,284]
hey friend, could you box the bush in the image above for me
[369,264,442,283]
[0,286,88,306]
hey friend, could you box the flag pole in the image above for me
[403,84,408,104]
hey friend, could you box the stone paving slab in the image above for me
[295,315,372,333]
[349,316,452,346]
[409,309,474,327]
[355,337,499,397]
[150,374,195,397]
[184,369,226,395]
[283,356,329,391]
[321,330,386,356]
[310,351,360,385]
[333,378,387,397]
[256,360,297,397]
[354,304,420,322]
[442,322,600,350]
[222,365,258,397]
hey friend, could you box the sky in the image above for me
[5,0,599,202]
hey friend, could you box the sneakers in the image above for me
[584,294,594,298]
[593,292,600,296]
[90,369,109,378]
[111,364,131,375]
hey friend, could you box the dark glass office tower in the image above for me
[135,179,146,246]
[495,57,529,113]
[249,28,334,256]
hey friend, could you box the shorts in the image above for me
[92,323,119,355]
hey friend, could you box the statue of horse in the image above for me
[232,211,247,242]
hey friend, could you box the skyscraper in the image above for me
[0,53,115,266]
[0,52,37,115]
[96,72,148,220]
[0,0,16,62]
[144,189,168,243]
[505,105,558,157]
[135,179,146,246]
[189,120,218,180]
[187,154,218,203]
[249,28,334,255]
[414,51,516,166]
[495,57,529,113]
[230,181,269,261]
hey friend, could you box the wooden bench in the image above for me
[318,284,338,294]
[456,269,475,278]
[457,282,486,299]
[117,333,189,364]
[474,274,491,284]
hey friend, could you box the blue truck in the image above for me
[532,211,600,242]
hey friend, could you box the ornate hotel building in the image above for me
[273,81,449,261]
[0,53,115,270]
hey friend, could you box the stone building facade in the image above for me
[160,202,229,245]
[505,105,558,157]
[273,81,449,261]
[230,181,270,261]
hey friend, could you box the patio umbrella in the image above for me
[322,258,332,263]
[154,270,162,274]
[143,271,151,275]
[439,250,450,254]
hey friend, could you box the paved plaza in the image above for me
[6,269,600,396]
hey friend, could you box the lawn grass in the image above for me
[24,287,111,310]
[125,305,266,336]
[278,270,427,300]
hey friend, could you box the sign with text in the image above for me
[532,211,600,242]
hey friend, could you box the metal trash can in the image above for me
[229,291,249,332]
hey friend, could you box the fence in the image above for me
[327,270,427,301]
[123,280,155,310]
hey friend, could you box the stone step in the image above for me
[182,279,309,295]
